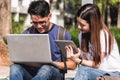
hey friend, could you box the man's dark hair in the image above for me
[28,0,50,17]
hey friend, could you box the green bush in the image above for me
[12,15,24,34]
[68,28,80,47]
[110,27,120,52]
[12,22,24,34]
[69,27,120,52]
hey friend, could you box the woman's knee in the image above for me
[78,65,90,72]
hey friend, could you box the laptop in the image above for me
[6,34,53,63]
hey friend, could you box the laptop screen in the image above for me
[6,34,52,63]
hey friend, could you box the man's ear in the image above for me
[48,13,52,19]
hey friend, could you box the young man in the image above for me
[10,0,76,80]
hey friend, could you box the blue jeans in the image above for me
[74,65,120,80]
[10,64,63,80]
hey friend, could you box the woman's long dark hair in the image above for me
[77,4,114,65]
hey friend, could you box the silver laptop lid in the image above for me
[6,34,52,63]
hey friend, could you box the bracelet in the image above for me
[79,58,83,64]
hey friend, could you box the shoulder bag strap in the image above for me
[57,25,67,74]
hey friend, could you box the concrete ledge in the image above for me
[0,66,9,80]
[65,67,78,80]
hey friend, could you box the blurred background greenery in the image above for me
[12,16,120,52]
[11,0,120,52]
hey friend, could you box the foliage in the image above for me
[12,22,24,34]
[12,15,24,34]
[64,0,81,14]
[68,28,80,47]
[110,27,120,52]
[109,0,119,5]
[97,3,103,14]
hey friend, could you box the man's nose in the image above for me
[36,24,43,28]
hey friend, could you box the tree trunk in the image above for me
[102,0,107,21]
[0,0,12,39]
[107,4,111,28]
[117,1,120,28]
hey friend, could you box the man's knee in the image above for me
[10,64,23,74]
[37,65,60,77]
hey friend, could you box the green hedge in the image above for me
[69,27,120,52]
[110,27,120,52]
[12,15,24,34]
[69,28,80,47]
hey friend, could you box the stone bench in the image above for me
[0,66,9,80]
[65,66,78,80]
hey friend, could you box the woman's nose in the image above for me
[78,25,82,30]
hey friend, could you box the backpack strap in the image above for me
[27,26,35,34]
[57,25,67,75]
[57,26,66,40]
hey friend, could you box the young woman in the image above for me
[66,4,120,80]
